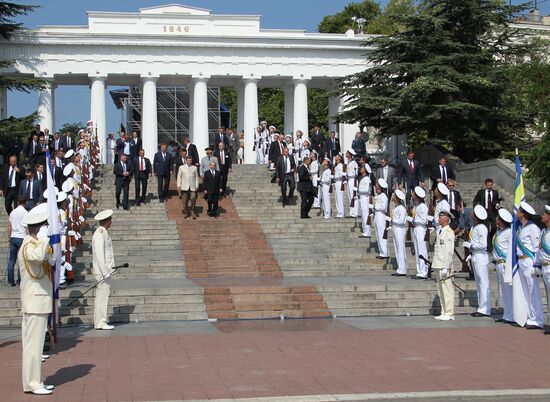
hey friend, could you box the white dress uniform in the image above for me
[18,235,52,393]
[412,202,429,278]
[92,225,115,329]
[517,221,544,327]
[493,226,513,321]
[257,129,269,164]
[432,224,456,318]
[357,175,371,237]
[470,223,491,315]
[392,203,408,275]
[347,160,359,218]
[434,198,451,232]
[106,137,116,164]
[310,160,321,208]
[320,168,332,219]
[294,138,305,166]
[535,227,550,320]
[374,192,389,258]
[333,163,345,218]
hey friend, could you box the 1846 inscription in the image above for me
[163,25,190,33]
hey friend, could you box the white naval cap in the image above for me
[498,208,513,224]
[63,163,74,177]
[395,189,406,201]
[377,178,388,189]
[42,187,59,199]
[56,191,67,203]
[94,209,113,221]
[437,182,449,196]
[520,201,536,216]
[260,120,267,125]
[414,186,426,199]
[439,206,455,220]
[62,179,74,193]
[545,205,550,214]
[347,148,356,156]
[474,205,488,220]
[323,157,331,163]
[364,163,372,174]
[64,149,74,159]
[23,204,49,226]
[269,125,276,130]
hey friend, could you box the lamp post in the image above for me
[351,16,367,34]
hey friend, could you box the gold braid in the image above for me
[22,243,52,280]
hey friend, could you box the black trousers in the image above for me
[281,173,295,203]
[3,187,18,214]
[135,175,148,204]
[116,178,130,208]
[157,175,170,200]
[300,190,315,218]
[220,166,229,195]
[206,193,219,215]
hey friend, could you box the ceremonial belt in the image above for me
[334,177,344,182]
[413,223,427,228]
[391,223,406,228]
[358,191,370,196]
[321,181,331,185]
[518,255,531,260]
[541,230,550,255]
[470,249,488,255]
[517,238,535,260]
[494,259,505,264]
[348,175,356,178]
[374,209,385,213]
[542,261,550,266]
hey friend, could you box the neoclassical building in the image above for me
[0,4,372,163]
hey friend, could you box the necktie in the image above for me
[221,151,225,165]
[67,137,71,148]
[140,158,144,171]
[211,169,215,176]
[279,142,283,154]
[487,190,492,211]
[449,191,454,209]
[9,168,14,187]
[442,166,446,183]
[285,156,288,173]
[26,181,31,199]
[162,153,165,161]
[409,161,413,173]
[122,162,126,173]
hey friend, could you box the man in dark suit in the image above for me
[113,154,133,210]
[29,124,43,143]
[130,131,142,159]
[309,126,323,155]
[18,168,43,210]
[398,149,424,204]
[59,131,75,152]
[446,179,462,214]
[48,155,63,191]
[351,132,367,157]
[213,143,232,196]
[202,161,222,217]
[134,148,152,206]
[52,133,62,152]
[0,155,24,214]
[117,133,135,161]
[43,129,53,151]
[297,157,315,219]
[26,133,40,165]
[275,147,296,207]
[153,143,173,202]
[324,131,341,161]
[268,133,286,173]
[431,156,455,190]
[473,178,500,250]
[376,157,397,193]
[214,127,229,148]
[34,161,47,189]
[173,148,189,178]
[183,136,199,167]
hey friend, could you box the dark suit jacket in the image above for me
[213,149,232,170]
[473,188,500,217]
[25,141,40,161]
[135,157,152,178]
[202,169,221,195]
[351,138,366,157]
[297,164,313,193]
[1,165,23,193]
[18,178,43,203]
[117,140,135,158]
[59,135,75,152]
[52,166,63,190]
[376,166,397,190]
[324,137,341,160]
[153,151,173,177]
[268,140,287,163]
[214,133,229,147]
[431,164,456,185]
[447,189,462,211]
[131,138,142,156]
[34,172,47,189]
[186,143,200,166]
[276,154,296,182]
[398,158,423,190]
[173,156,188,175]
[310,131,324,153]
[113,160,134,185]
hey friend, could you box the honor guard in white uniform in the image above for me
[374,178,390,259]
[433,182,451,232]
[19,208,56,395]
[333,155,345,218]
[357,164,372,238]
[92,209,115,330]
[516,202,544,329]
[432,207,456,320]
[320,158,332,219]
[310,151,321,208]
[535,205,550,334]
[256,122,269,164]
[294,131,305,166]
[346,150,359,218]
[465,205,491,317]
[391,189,408,276]
[411,186,429,279]
[493,208,513,323]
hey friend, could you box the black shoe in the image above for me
[471,312,490,317]
[411,275,428,280]
[116,204,120,210]
[123,206,130,211]
[525,325,543,330]
[375,256,385,260]
[9,282,16,287]
[159,198,164,203]
[136,203,141,207]
[391,273,407,277]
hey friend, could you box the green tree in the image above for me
[59,122,85,135]
[337,0,534,162]
[367,0,418,34]
[318,0,381,34]
[0,112,36,156]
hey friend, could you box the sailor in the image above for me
[310,151,321,209]
[516,202,544,329]
[357,164,372,238]
[432,207,456,321]
[433,182,451,233]
[18,207,56,395]
[493,208,513,323]
[535,205,550,334]
[92,209,115,330]
[346,149,359,218]
[333,154,345,219]
[390,189,408,276]
[320,157,332,219]
[411,186,429,279]
[374,178,390,259]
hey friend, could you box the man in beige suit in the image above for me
[92,209,115,330]
[177,157,199,219]
[19,208,55,395]
[432,207,456,321]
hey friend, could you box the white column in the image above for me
[293,78,309,140]
[191,76,209,159]
[283,86,294,136]
[90,76,106,163]
[243,77,259,164]
[0,87,8,120]
[38,80,55,133]
[188,87,194,140]
[141,75,159,160]
[328,95,341,134]
[236,84,245,134]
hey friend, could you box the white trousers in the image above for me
[413,227,428,277]
[312,176,320,208]
[321,185,331,219]
[375,212,389,257]
[334,186,345,218]
[107,149,115,165]
[472,252,491,315]
[21,313,48,392]
[257,147,267,164]
[359,195,371,237]
[348,183,358,217]
[94,279,111,329]
[518,258,544,327]
[393,227,407,274]
[436,269,455,316]
[542,266,550,320]
[495,262,513,322]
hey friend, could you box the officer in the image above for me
[19,207,55,395]
[346,149,359,218]
[493,208,513,323]
[535,205,550,334]
[320,158,332,219]
[390,189,408,277]
[411,186,429,279]
[374,178,389,259]
[433,182,451,232]
[92,209,115,330]
[432,207,456,321]
[357,164,372,238]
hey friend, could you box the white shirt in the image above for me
[284,156,291,173]
[493,227,511,262]
[374,192,388,213]
[9,206,28,239]
[536,228,550,265]
[392,204,407,226]
[440,165,447,181]
[485,189,493,209]
[470,223,488,252]
[517,222,540,258]
[413,202,428,226]
[124,141,130,155]
[382,166,388,182]
[8,166,17,187]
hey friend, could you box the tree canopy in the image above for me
[318,1,381,34]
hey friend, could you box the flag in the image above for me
[45,150,62,300]
[507,151,528,326]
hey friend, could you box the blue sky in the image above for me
[7,0,549,133]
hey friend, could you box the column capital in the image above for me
[191,74,210,82]
[242,74,262,83]
[292,75,311,83]
[89,74,107,82]
[140,74,159,83]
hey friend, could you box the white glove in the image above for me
[368,204,374,209]
[442,268,448,276]
[406,216,413,223]
[385,216,392,222]
[63,262,73,272]
[386,226,392,231]
[79,215,85,223]
[463,241,471,249]
[465,255,472,262]
[68,230,76,237]
[427,215,434,222]
[530,267,538,278]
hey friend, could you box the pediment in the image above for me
[139,4,211,15]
